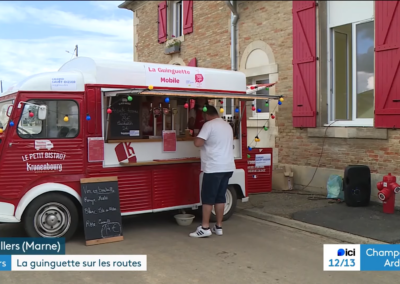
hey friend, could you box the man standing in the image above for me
[190,105,235,238]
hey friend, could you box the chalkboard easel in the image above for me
[80,176,124,246]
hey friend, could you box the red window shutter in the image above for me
[374,1,400,128]
[183,1,193,35]
[188,57,197,66]
[158,1,167,43]
[292,1,317,128]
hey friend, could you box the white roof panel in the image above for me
[1,57,246,97]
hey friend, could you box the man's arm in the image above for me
[194,137,205,147]
[194,122,210,147]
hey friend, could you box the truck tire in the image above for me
[23,193,79,241]
[210,186,237,222]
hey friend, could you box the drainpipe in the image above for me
[226,1,239,71]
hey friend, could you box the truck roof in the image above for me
[0,57,246,97]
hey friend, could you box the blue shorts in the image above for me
[201,172,233,205]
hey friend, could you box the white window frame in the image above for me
[171,1,183,38]
[327,8,374,127]
[249,76,270,120]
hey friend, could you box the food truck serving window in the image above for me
[104,94,241,142]
[17,99,79,139]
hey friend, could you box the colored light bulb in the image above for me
[278,101,282,105]
[127,96,133,101]
[86,114,91,120]
[9,121,14,127]
[248,146,252,151]
[280,97,284,102]
[148,85,154,90]
[107,108,112,114]
[220,107,224,113]
[203,106,207,112]
[184,103,189,109]
[165,97,170,103]
[64,115,69,122]
[235,107,239,113]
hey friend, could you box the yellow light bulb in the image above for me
[280,97,284,102]
[0,128,3,134]
[220,107,224,113]
[64,115,69,122]
[148,85,154,90]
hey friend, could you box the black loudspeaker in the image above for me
[343,165,371,207]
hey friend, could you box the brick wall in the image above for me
[134,1,231,68]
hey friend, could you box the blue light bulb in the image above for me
[235,107,239,113]
[278,101,282,105]
[86,115,91,121]
[9,121,14,127]
[165,97,170,103]
[248,146,252,151]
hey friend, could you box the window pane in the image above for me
[18,100,79,139]
[333,30,349,120]
[255,79,269,113]
[0,100,13,130]
[356,21,374,119]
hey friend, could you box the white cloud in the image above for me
[90,1,125,11]
[0,2,133,92]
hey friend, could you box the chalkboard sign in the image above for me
[80,176,124,246]
[108,95,141,139]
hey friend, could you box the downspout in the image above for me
[226,1,239,71]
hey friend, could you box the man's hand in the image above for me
[194,137,205,147]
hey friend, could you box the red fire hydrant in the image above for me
[377,173,400,214]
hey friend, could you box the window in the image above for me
[106,94,193,141]
[327,2,374,126]
[171,1,183,38]
[248,76,270,119]
[17,100,79,139]
[0,100,14,131]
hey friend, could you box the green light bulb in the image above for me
[127,96,133,101]
[203,106,207,112]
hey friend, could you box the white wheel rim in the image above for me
[212,189,233,216]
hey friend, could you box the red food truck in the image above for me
[0,57,274,240]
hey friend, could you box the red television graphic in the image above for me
[114,142,137,163]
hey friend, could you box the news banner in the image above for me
[0,238,146,271]
[324,244,400,271]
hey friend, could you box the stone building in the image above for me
[119,1,400,200]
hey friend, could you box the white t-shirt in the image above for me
[197,117,236,173]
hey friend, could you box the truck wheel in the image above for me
[210,186,237,222]
[23,193,79,241]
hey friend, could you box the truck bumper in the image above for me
[0,202,19,223]
[241,197,249,202]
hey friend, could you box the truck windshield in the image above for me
[0,100,13,131]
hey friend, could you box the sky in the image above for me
[0,1,133,93]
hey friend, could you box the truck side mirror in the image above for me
[38,105,47,120]
[6,105,13,117]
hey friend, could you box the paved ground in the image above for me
[237,190,400,243]
[1,212,400,283]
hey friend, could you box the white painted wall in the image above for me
[328,1,374,28]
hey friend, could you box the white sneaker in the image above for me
[189,226,212,238]
[211,225,223,236]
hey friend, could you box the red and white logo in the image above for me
[114,142,137,163]
[195,74,204,83]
